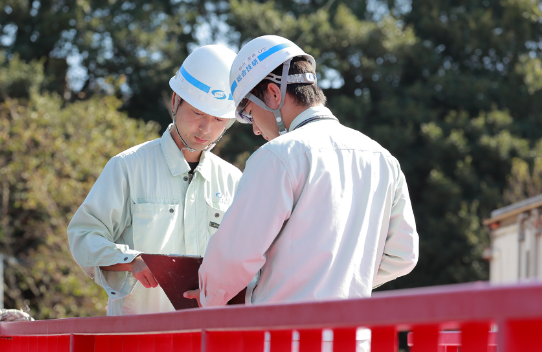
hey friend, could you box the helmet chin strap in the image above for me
[245,58,292,136]
[171,96,227,153]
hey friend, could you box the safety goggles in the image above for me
[236,96,253,124]
[235,84,266,124]
[235,81,267,124]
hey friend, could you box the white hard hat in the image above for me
[170,45,237,119]
[229,35,316,133]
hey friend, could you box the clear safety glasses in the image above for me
[236,82,271,124]
[236,97,253,123]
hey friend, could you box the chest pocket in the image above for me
[206,203,225,239]
[132,203,180,254]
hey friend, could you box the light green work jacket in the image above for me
[67,125,242,315]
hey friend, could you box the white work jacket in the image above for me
[199,106,419,307]
[68,125,242,315]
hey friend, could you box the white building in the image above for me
[484,194,542,283]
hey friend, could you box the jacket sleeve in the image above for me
[373,168,419,288]
[198,148,293,307]
[67,156,141,281]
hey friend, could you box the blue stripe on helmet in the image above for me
[180,65,210,94]
[257,42,294,62]
[231,42,294,97]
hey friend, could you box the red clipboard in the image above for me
[140,253,246,310]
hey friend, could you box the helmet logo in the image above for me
[230,42,295,96]
[212,90,227,100]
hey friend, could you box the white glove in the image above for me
[0,309,34,322]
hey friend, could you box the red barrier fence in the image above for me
[1,281,542,351]
[407,331,498,352]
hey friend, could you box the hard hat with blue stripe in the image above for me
[229,36,316,135]
[170,45,237,119]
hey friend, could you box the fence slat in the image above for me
[270,330,292,352]
[46,336,57,352]
[332,328,356,352]
[411,325,439,352]
[461,322,490,352]
[109,335,123,351]
[13,336,21,352]
[172,333,192,352]
[27,336,36,352]
[0,337,13,352]
[221,331,243,352]
[31,336,39,352]
[138,335,155,352]
[503,319,542,352]
[172,332,201,352]
[203,331,242,352]
[94,336,109,352]
[298,329,321,352]
[21,336,29,352]
[155,334,172,352]
[71,335,95,352]
[371,326,396,352]
[192,332,201,352]
[122,335,139,352]
[36,337,46,352]
[58,335,70,352]
[242,331,265,352]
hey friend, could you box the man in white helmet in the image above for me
[67,45,242,316]
[188,36,419,308]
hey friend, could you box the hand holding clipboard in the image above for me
[140,254,246,309]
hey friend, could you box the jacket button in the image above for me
[170,208,174,213]
[124,257,128,261]
[183,176,188,181]
[111,292,116,295]
[215,213,220,218]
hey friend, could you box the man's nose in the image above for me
[199,117,212,133]
[252,121,261,136]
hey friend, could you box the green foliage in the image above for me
[504,140,542,204]
[0,57,159,318]
[0,53,45,98]
[0,0,211,127]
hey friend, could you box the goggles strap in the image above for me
[245,59,292,136]
[274,59,291,135]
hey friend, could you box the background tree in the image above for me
[1,0,212,127]
[504,140,542,204]
[0,56,159,318]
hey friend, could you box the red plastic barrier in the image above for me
[0,281,541,351]
[408,330,498,351]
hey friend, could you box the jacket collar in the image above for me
[196,150,212,182]
[288,105,334,132]
[160,124,212,181]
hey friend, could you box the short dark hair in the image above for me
[252,56,326,107]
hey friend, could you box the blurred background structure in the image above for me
[484,193,542,283]
[1,0,542,319]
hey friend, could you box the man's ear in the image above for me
[265,83,282,109]
[171,92,177,112]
